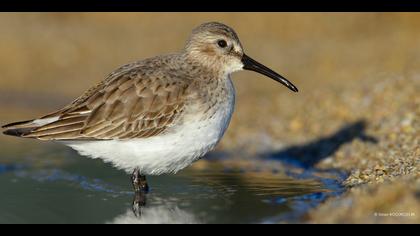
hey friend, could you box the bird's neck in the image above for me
[180,51,228,78]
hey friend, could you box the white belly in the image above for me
[63,79,235,175]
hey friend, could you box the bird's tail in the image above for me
[2,119,38,137]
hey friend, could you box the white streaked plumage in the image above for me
[62,78,234,174]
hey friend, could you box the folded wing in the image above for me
[3,66,191,141]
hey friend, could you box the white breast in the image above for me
[63,78,235,175]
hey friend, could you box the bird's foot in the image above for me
[131,168,149,217]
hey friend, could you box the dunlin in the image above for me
[2,22,298,195]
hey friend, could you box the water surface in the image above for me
[0,140,344,223]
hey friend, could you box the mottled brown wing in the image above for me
[23,68,190,140]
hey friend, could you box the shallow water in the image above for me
[0,139,345,224]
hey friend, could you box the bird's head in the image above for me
[184,22,298,92]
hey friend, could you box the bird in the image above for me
[2,22,298,195]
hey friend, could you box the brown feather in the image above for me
[3,54,196,141]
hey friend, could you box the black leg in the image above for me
[131,168,149,193]
[131,168,149,217]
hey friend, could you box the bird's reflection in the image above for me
[111,194,199,224]
[132,191,147,217]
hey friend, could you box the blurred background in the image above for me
[0,13,419,223]
[1,13,419,145]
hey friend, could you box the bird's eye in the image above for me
[217,40,227,48]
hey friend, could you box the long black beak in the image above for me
[241,54,298,92]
